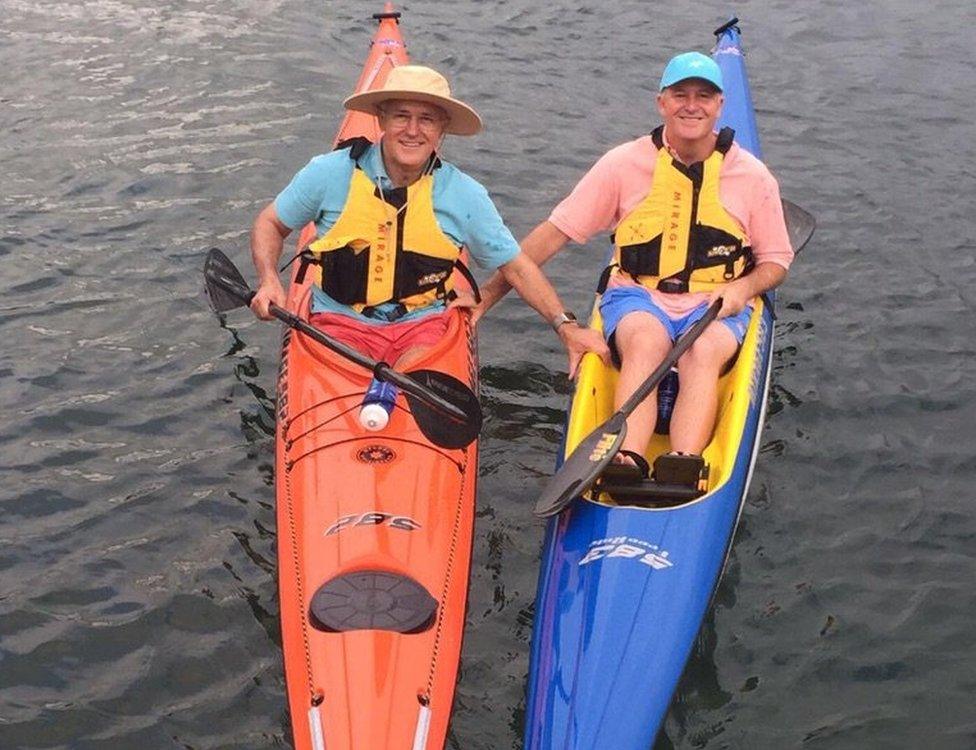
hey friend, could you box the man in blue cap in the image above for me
[474,51,794,485]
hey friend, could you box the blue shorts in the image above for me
[599,285,752,349]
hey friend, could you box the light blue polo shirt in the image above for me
[274,141,521,323]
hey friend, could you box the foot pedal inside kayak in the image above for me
[594,454,708,507]
[599,464,644,485]
[309,570,437,634]
[652,453,705,486]
[600,481,705,507]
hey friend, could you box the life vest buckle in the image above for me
[295,249,320,285]
[360,302,409,322]
[657,278,688,294]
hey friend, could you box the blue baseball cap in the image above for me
[659,52,723,92]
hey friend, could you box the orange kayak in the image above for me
[275,5,479,749]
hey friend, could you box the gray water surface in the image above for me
[2,1,975,748]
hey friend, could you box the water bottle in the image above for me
[653,368,679,435]
[359,379,398,431]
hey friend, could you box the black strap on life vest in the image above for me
[290,241,479,317]
[444,259,482,304]
[334,135,373,161]
[360,301,410,321]
[278,249,306,275]
[596,263,616,295]
[716,126,735,154]
[293,247,317,285]
[650,126,664,149]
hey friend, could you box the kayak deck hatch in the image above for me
[309,570,438,634]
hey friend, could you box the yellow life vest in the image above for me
[612,126,752,294]
[303,138,466,316]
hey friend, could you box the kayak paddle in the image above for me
[782,199,816,254]
[534,299,722,517]
[535,200,813,516]
[203,248,482,448]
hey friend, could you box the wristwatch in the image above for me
[550,310,579,331]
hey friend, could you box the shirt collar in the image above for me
[363,140,394,187]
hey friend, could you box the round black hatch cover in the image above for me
[309,570,437,634]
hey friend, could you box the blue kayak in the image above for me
[524,20,776,749]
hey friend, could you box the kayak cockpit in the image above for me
[567,296,771,510]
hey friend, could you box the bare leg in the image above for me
[670,322,739,454]
[611,311,672,465]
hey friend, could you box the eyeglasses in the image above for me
[379,108,446,132]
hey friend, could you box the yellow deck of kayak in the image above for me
[565,295,770,505]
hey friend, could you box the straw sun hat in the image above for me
[343,65,483,136]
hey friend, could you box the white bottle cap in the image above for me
[359,403,390,431]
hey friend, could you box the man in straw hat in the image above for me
[474,52,794,485]
[249,64,608,374]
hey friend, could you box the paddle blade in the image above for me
[403,369,483,449]
[204,247,253,313]
[782,199,816,254]
[534,417,627,518]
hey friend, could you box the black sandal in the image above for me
[600,449,650,484]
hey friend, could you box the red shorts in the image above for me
[308,311,450,364]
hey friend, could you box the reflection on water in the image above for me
[3,0,976,748]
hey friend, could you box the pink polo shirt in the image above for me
[549,134,794,316]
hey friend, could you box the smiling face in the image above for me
[656,79,724,152]
[376,99,449,185]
